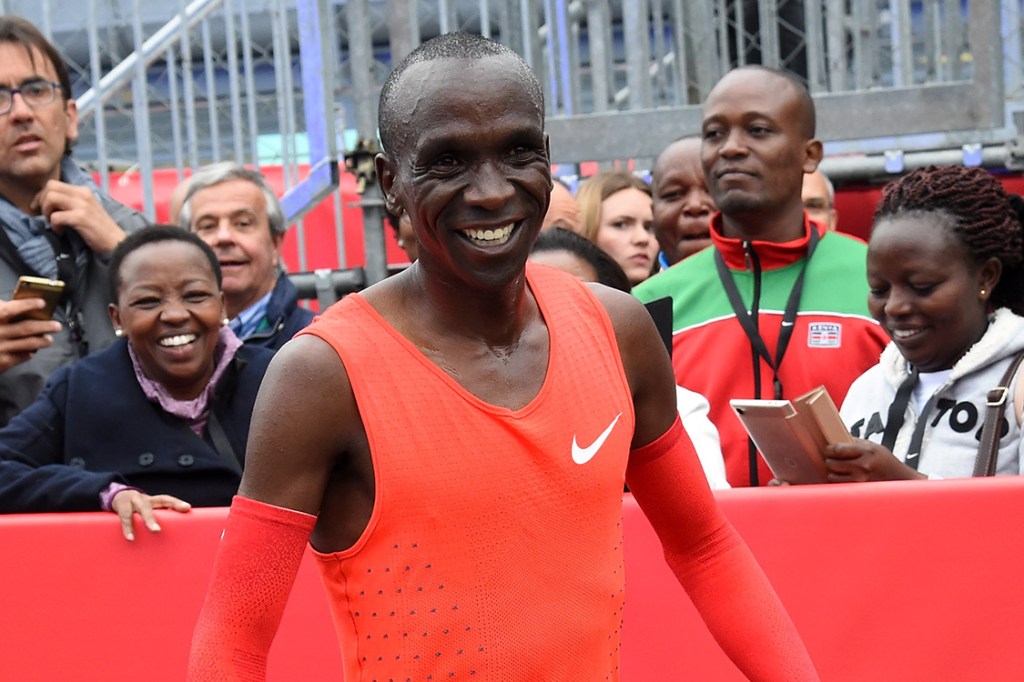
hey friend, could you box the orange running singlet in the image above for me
[301,263,636,681]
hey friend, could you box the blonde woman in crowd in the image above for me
[576,171,659,287]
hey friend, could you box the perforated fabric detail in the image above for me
[188,495,317,681]
[304,264,634,681]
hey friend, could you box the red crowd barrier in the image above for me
[3,478,1022,680]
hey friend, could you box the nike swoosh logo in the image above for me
[572,413,622,464]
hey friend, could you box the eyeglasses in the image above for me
[0,80,64,116]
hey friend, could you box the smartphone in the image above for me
[11,276,65,321]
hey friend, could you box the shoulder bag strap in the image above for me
[206,410,243,476]
[973,350,1024,477]
[205,354,248,476]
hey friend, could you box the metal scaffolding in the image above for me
[4,0,1022,279]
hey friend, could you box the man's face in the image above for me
[651,138,715,265]
[701,70,818,230]
[0,42,78,200]
[188,178,283,318]
[378,55,551,291]
[801,170,837,230]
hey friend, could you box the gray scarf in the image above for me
[0,156,92,280]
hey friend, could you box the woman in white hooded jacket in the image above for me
[831,165,1024,481]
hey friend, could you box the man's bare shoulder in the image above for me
[255,333,357,441]
[586,282,653,334]
[585,283,679,447]
[239,332,363,514]
[272,332,348,383]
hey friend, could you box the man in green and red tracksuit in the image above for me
[634,66,888,487]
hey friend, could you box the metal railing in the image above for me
[2,0,1021,282]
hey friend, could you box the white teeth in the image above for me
[892,329,920,340]
[463,224,514,245]
[159,334,197,348]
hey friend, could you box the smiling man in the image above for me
[651,135,716,267]
[634,66,887,487]
[190,34,817,682]
[179,163,312,350]
[0,16,148,425]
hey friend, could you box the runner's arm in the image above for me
[595,287,818,681]
[188,336,352,681]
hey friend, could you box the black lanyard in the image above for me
[41,229,88,356]
[879,367,936,470]
[0,225,89,357]
[715,227,820,484]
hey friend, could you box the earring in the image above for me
[980,289,987,297]
[114,328,124,338]
[221,318,230,326]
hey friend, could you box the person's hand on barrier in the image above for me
[0,299,62,372]
[824,440,927,483]
[111,489,192,541]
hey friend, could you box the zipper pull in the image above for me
[743,240,752,271]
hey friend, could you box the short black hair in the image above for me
[0,16,75,154]
[377,32,544,156]
[531,227,632,293]
[721,65,816,138]
[0,16,72,104]
[108,225,222,303]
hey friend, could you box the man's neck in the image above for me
[719,212,806,244]
[0,180,48,216]
[410,263,532,348]
[227,283,275,321]
[0,165,63,216]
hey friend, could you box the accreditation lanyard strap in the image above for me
[713,228,820,400]
[878,367,935,470]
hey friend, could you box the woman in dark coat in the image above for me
[0,226,274,539]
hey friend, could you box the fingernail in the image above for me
[149,523,161,532]
[125,532,134,542]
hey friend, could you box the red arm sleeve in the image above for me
[626,417,819,681]
[188,495,317,682]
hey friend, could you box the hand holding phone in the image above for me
[11,276,65,322]
[0,278,64,372]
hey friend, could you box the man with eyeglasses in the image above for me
[0,16,147,425]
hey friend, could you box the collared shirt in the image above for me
[127,326,243,435]
[229,289,273,340]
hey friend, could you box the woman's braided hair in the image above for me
[874,165,1024,314]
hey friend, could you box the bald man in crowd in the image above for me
[634,65,887,487]
[802,168,838,231]
[651,136,715,268]
[541,177,582,232]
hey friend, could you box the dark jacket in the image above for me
[243,272,315,351]
[0,340,273,512]
[0,191,149,426]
